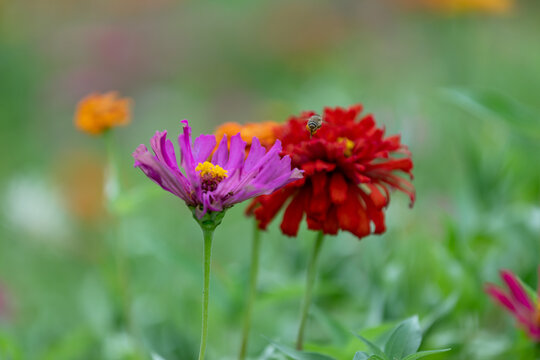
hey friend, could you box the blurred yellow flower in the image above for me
[74,92,132,135]
[422,0,513,13]
[215,121,280,149]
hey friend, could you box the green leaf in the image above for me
[312,306,351,346]
[353,352,370,360]
[354,334,387,359]
[402,349,451,360]
[443,88,540,139]
[270,341,337,360]
[384,316,422,360]
[421,294,459,333]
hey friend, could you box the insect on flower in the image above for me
[248,104,415,239]
[306,114,323,137]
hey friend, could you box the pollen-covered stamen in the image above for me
[338,137,355,157]
[196,161,228,192]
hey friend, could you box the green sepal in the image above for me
[190,207,227,232]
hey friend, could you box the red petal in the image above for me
[337,185,370,238]
[309,184,329,217]
[306,216,322,231]
[368,159,413,173]
[322,205,339,235]
[254,186,296,230]
[280,188,308,236]
[311,172,327,195]
[368,184,387,209]
[315,159,336,172]
[329,172,348,204]
[357,187,386,234]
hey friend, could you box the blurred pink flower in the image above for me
[486,268,540,342]
[0,284,9,319]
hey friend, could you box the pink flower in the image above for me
[133,120,303,219]
[485,267,540,341]
[0,283,9,320]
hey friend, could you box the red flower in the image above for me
[485,268,540,342]
[248,105,415,238]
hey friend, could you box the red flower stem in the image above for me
[238,222,262,360]
[296,231,325,350]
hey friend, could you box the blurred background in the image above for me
[1,0,540,359]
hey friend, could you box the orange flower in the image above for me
[215,121,280,149]
[420,0,512,13]
[74,92,132,135]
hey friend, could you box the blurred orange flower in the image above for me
[74,92,132,135]
[215,121,280,149]
[419,0,512,13]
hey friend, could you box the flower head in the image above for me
[215,121,280,149]
[0,283,7,319]
[133,120,303,218]
[75,91,132,135]
[411,0,512,14]
[248,105,415,238]
[485,268,540,342]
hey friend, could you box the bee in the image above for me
[306,114,323,137]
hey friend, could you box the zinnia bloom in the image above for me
[249,105,415,238]
[75,91,132,135]
[0,287,7,318]
[412,0,512,14]
[486,268,540,342]
[215,121,280,149]
[133,120,303,218]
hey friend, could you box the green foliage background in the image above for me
[0,1,539,359]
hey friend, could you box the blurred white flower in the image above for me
[3,174,70,242]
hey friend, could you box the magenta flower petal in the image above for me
[244,137,266,172]
[226,133,247,171]
[486,284,517,313]
[133,120,303,219]
[133,145,192,202]
[178,120,198,184]
[193,134,217,164]
[501,270,535,311]
[486,268,540,343]
[212,135,229,167]
[150,131,178,171]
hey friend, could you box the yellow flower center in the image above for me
[338,137,355,157]
[196,161,228,192]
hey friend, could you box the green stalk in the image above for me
[238,223,262,360]
[192,209,226,360]
[103,131,131,329]
[198,227,214,360]
[296,231,325,350]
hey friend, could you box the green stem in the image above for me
[198,227,214,360]
[103,130,120,205]
[238,223,262,360]
[296,231,325,350]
